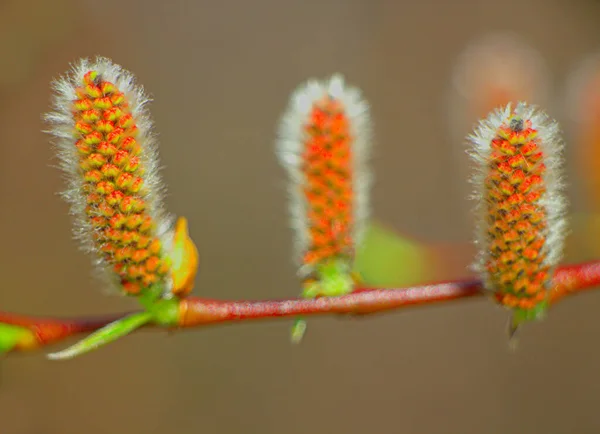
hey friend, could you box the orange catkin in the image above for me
[450,33,550,138]
[276,75,372,286]
[301,97,355,266]
[469,102,567,326]
[276,75,372,342]
[566,54,600,213]
[45,58,198,298]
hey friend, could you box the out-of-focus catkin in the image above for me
[276,75,372,340]
[45,57,198,298]
[276,75,372,292]
[469,102,567,328]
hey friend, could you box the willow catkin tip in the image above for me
[468,102,567,326]
[44,57,198,298]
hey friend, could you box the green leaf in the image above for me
[0,323,33,354]
[354,222,429,287]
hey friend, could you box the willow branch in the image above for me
[2,260,600,354]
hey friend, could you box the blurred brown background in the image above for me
[1,0,600,433]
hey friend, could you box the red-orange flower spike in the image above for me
[44,57,198,298]
[299,100,353,265]
[276,75,372,341]
[469,102,567,336]
[277,75,372,280]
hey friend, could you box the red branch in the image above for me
[2,260,600,353]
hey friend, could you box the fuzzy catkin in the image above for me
[45,57,176,296]
[469,102,567,316]
[276,75,372,281]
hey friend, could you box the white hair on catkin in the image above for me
[275,74,373,276]
[467,101,568,290]
[43,56,174,293]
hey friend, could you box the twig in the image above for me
[2,260,599,354]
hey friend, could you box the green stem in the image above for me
[45,290,181,360]
[290,317,307,344]
[46,311,153,360]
